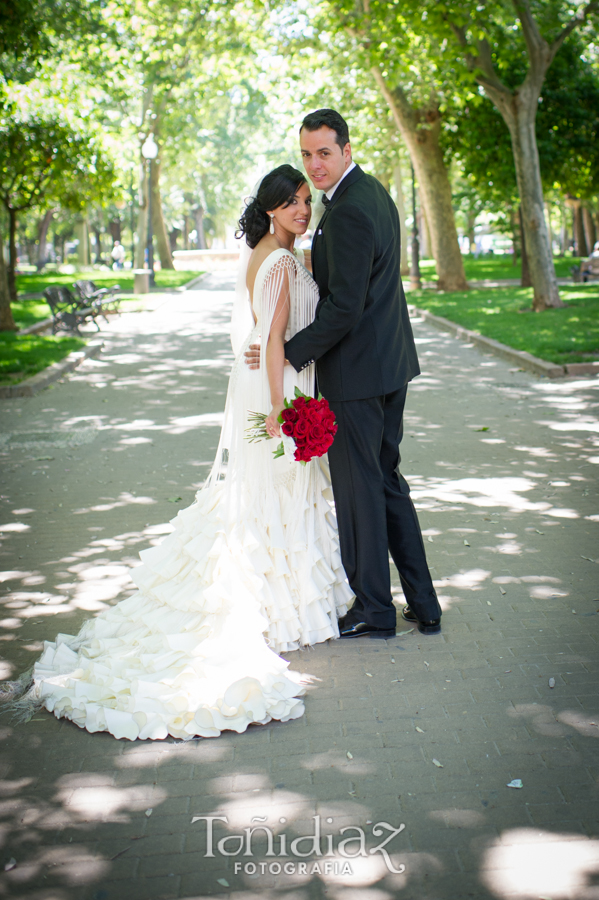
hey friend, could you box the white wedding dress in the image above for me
[20,248,352,741]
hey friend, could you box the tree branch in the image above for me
[445,16,512,98]
[547,0,599,61]
[512,0,545,63]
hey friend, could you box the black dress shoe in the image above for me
[401,606,441,635]
[338,618,396,639]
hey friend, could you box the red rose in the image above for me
[309,424,326,441]
[282,408,299,424]
[282,422,295,436]
[294,419,309,437]
[293,397,306,410]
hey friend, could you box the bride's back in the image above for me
[246,234,289,308]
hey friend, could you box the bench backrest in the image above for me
[43,286,77,313]
[73,280,98,300]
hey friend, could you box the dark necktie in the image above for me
[322,194,330,206]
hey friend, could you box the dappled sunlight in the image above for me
[412,476,552,513]
[481,829,599,899]
[508,704,571,738]
[556,710,599,737]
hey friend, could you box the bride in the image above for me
[10,166,352,741]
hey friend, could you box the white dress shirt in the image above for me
[324,161,356,202]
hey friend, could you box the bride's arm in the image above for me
[264,269,291,438]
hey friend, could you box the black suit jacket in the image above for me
[285,165,420,401]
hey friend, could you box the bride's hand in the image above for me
[265,404,284,438]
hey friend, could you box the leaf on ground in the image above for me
[34,456,54,461]
[432,758,443,768]
[390,658,395,663]
[365,672,373,677]
[499,587,506,595]
[397,629,414,635]
[424,661,429,668]
[487,601,492,606]
[476,427,490,432]
[167,497,182,503]
[4,859,16,872]
[535,529,544,534]
[145,808,153,817]
[427,535,433,542]
[548,678,556,688]
[217,878,229,887]
[464,539,470,546]
[581,556,598,563]
[415,726,425,733]
[507,779,523,789]
[346,751,353,759]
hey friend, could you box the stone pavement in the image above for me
[1,271,598,900]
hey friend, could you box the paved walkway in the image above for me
[1,271,598,900]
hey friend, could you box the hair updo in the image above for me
[237,165,307,249]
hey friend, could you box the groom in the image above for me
[249,108,441,638]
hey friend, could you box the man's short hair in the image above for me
[300,109,350,150]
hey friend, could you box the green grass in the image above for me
[418,256,581,282]
[411,283,599,365]
[0,332,86,385]
[16,268,199,297]
[10,269,200,330]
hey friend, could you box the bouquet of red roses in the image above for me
[246,388,337,464]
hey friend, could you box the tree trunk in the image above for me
[417,211,429,259]
[574,203,588,257]
[510,207,520,267]
[392,163,409,275]
[76,219,89,266]
[519,206,532,287]
[194,205,207,250]
[0,223,16,331]
[151,158,174,269]
[36,209,54,271]
[467,213,476,255]
[544,201,553,260]
[109,218,121,242]
[372,70,468,291]
[7,207,18,303]
[582,206,596,253]
[135,161,148,271]
[467,40,561,309]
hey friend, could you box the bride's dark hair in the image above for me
[237,165,307,249]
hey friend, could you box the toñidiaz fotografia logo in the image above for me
[191,815,406,877]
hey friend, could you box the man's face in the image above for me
[300,126,352,194]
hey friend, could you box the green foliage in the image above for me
[411,283,599,364]
[444,39,599,209]
[0,99,116,215]
[0,0,105,80]
[0,332,85,384]
[14,270,199,307]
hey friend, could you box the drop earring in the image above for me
[269,214,275,234]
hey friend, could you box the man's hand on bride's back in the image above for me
[244,343,261,369]
[244,342,290,369]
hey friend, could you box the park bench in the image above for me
[73,280,122,320]
[571,259,599,283]
[43,286,102,335]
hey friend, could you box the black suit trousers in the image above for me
[327,387,441,628]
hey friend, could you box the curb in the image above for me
[409,306,598,379]
[0,340,104,399]
[18,317,53,335]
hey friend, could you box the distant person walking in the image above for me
[111,240,126,270]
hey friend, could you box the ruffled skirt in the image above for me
[28,456,351,741]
